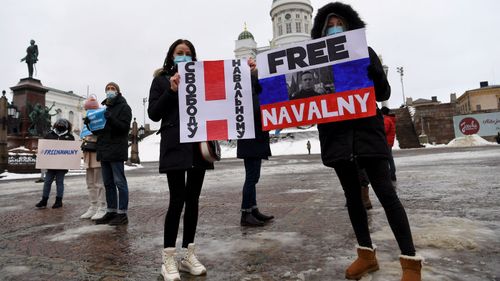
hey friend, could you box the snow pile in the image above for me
[447,134,496,147]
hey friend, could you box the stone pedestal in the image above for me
[10,78,48,139]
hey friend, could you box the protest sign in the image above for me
[86,108,107,131]
[36,139,83,170]
[256,28,376,130]
[178,59,255,143]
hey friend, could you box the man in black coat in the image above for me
[88,82,132,226]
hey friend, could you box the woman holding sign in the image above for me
[148,39,211,281]
[312,3,422,281]
[35,118,74,209]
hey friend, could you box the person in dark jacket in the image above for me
[311,3,422,281]
[381,106,397,183]
[88,82,132,226]
[148,39,211,281]
[35,118,75,209]
[237,57,274,227]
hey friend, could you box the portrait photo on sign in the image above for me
[286,66,334,100]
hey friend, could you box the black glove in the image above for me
[83,117,90,125]
[104,110,111,119]
[367,64,384,81]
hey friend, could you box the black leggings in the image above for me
[164,169,205,248]
[333,158,415,256]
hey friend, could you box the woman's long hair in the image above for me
[162,39,197,76]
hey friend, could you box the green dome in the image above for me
[238,30,254,40]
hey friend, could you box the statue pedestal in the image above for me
[10,78,48,139]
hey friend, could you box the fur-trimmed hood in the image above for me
[311,2,366,39]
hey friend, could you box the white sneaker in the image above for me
[90,207,107,220]
[161,248,180,281]
[80,206,97,219]
[179,243,206,276]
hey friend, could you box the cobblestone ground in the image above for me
[0,146,499,281]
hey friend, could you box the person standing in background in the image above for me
[80,95,106,220]
[87,82,132,226]
[381,106,397,185]
[237,57,274,227]
[35,119,74,209]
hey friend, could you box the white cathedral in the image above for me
[234,0,313,59]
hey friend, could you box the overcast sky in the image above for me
[1,0,499,127]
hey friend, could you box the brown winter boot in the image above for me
[400,255,423,281]
[361,186,372,210]
[345,246,379,280]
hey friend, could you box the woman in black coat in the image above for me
[148,39,211,281]
[237,58,273,227]
[311,3,422,281]
[35,118,74,209]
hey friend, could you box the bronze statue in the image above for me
[28,103,54,136]
[20,39,39,78]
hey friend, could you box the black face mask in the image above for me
[55,126,66,132]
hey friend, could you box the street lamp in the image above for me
[0,90,8,172]
[396,67,406,107]
[142,97,148,126]
[138,125,145,141]
[130,117,140,164]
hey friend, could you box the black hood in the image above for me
[311,2,366,39]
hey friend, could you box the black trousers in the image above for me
[164,169,205,248]
[333,158,415,256]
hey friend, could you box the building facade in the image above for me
[45,87,85,135]
[456,81,500,114]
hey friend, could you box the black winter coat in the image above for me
[148,72,214,173]
[93,95,132,162]
[312,3,391,167]
[237,74,271,159]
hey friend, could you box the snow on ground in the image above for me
[1,131,497,181]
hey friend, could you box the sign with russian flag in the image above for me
[178,59,255,143]
[256,28,377,130]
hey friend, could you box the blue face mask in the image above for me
[327,26,344,35]
[106,91,117,100]
[173,55,192,65]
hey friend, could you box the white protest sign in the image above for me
[36,139,83,170]
[178,59,255,143]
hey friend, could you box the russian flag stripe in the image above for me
[204,61,226,101]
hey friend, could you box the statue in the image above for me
[20,39,39,78]
[27,103,55,136]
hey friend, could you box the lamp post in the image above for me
[0,90,8,172]
[130,117,140,164]
[138,125,145,141]
[142,97,148,126]
[396,67,406,107]
[381,64,389,108]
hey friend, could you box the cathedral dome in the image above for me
[238,29,254,40]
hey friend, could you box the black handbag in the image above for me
[199,141,221,163]
[81,140,97,152]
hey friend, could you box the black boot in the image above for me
[95,212,117,225]
[35,197,49,208]
[251,208,274,222]
[108,214,128,225]
[52,197,63,209]
[240,212,264,227]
